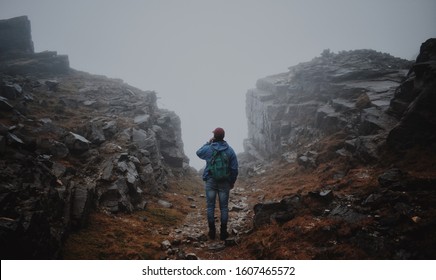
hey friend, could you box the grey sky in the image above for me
[1,0,435,169]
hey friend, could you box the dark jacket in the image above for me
[196,140,238,184]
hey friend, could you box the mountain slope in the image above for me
[0,16,196,259]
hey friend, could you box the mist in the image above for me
[1,0,435,169]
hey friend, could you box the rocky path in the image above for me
[162,185,254,260]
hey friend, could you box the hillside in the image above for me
[233,39,436,259]
[0,16,199,259]
[1,16,435,260]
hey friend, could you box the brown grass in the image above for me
[62,173,204,259]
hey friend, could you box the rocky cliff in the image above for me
[236,40,436,259]
[243,48,413,170]
[0,16,189,259]
[387,38,436,150]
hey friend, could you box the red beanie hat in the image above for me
[212,127,225,140]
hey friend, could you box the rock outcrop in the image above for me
[0,16,34,54]
[0,16,189,259]
[240,40,436,260]
[0,16,69,76]
[387,38,436,149]
[243,49,412,170]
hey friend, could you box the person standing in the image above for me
[196,127,238,240]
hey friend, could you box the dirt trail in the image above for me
[164,182,256,260]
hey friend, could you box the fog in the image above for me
[1,0,435,169]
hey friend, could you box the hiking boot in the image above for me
[220,225,229,241]
[208,223,216,240]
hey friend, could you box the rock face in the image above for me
[0,16,69,76]
[0,16,34,55]
[244,49,412,168]
[387,38,436,149]
[0,16,189,259]
[242,41,436,260]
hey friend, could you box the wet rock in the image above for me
[297,151,318,168]
[329,205,366,223]
[225,237,238,246]
[0,84,22,100]
[44,80,59,91]
[161,240,171,250]
[37,138,69,158]
[242,49,410,164]
[132,128,156,149]
[253,195,301,227]
[362,193,383,206]
[134,114,150,127]
[378,168,408,189]
[99,178,133,213]
[82,122,106,144]
[64,132,90,154]
[355,92,372,109]
[185,253,199,260]
[83,100,96,106]
[158,199,173,208]
[309,189,334,202]
[100,160,114,181]
[71,183,94,228]
[208,243,226,252]
[387,38,436,150]
[353,135,384,163]
[117,155,139,185]
[102,120,117,138]
[135,200,147,210]
[230,203,248,212]
[6,132,24,146]
[52,162,66,178]
[0,96,14,111]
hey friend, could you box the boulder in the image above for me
[132,128,156,149]
[71,183,94,228]
[0,84,22,100]
[82,121,106,144]
[134,114,150,128]
[37,138,69,158]
[158,199,173,208]
[64,132,90,154]
[45,80,59,91]
[253,195,301,227]
[99,178,132,213]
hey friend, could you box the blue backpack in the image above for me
[209,149,230,181]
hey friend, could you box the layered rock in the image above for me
[244,49,412,168]
[0,16,34,54]
[0,16,189,259]
[387,38,436,149]
[0,16,69,76]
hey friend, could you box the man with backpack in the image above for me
[196,127,238,241]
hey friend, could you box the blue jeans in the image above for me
[205,178,230,226]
